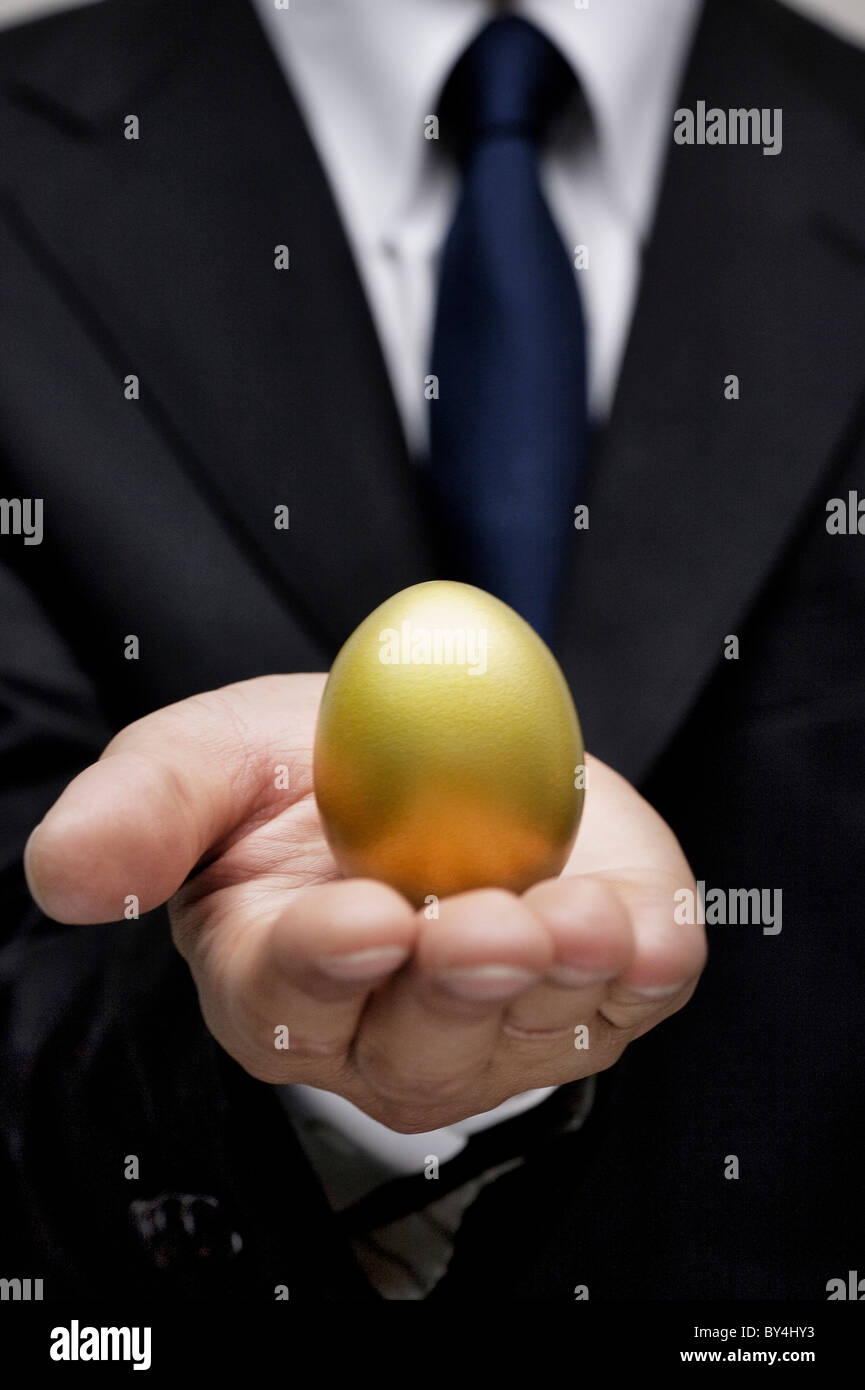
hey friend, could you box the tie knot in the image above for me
[442,16,575,154]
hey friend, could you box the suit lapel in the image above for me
[3,0,436,651]
[6,0,865,776]
[556,0,865,783]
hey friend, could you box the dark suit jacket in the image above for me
[1,0,863,1300]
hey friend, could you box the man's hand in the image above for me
[23,674,706,1133]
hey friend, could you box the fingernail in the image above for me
[626,980,688,999]
[548,965,619,988]
[316,946,410,981]
[23,825,44,902]
[437,965,538,1001]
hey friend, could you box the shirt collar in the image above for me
[526,0,702,233]
[253,0,701,245]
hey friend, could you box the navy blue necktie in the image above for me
[428,17,587,640]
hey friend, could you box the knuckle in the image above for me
[599,998,652,1034]
[500,1022,578,1050]
[355,1048,476,1114]
[277,1032,347,1064]
[228,1037,348,1085]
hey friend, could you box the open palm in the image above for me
[25,673,706,1132]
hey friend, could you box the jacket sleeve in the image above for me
[0,556,113,945]
[0,554,219,1292]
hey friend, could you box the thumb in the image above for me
[24,674,324,924]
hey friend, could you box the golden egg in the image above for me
[313,580,584,906]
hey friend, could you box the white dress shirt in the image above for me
[249,0,699,1296]
[253,0,699,452]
